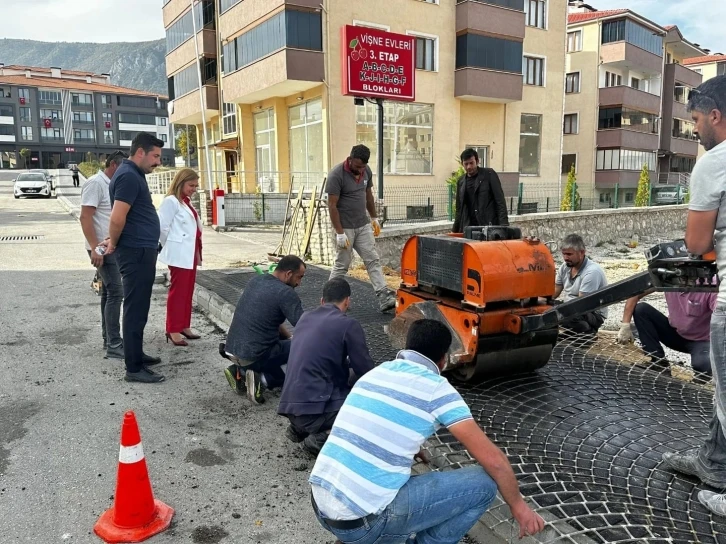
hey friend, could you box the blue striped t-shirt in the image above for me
[309,350,473,519]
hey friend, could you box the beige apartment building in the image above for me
[163,0,568,213]
[563,3,705,208]
[684,54,726,83]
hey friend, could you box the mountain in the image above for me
[0,38,167,96]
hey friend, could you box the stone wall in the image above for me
[302,204,689,269]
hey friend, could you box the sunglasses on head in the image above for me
[109,150,128,160]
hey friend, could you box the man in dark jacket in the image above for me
[278,277,375,456]
[452,148,509,233]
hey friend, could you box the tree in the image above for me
[634,163,651,207]
[560,164,580,211]
[19,148,31,168]
[175,125,197,159]
[446,164,465,217]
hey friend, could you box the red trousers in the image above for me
[166,265,197,333]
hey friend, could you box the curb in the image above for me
[55,189,80,220]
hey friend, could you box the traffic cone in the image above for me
[94,411,174,543]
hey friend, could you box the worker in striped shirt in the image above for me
[309,319,545,544]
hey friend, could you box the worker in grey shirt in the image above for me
[326,144,395,312]
[554,233,608,333]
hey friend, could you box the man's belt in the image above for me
[311,492,378,530]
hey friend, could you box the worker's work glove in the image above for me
[617,323,634,344]
[336,233,350,250]
[372,219,381,237]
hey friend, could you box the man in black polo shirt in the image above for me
[452,148,509,233]
[103,132,165,383]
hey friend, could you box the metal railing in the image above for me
[146,169,329,195]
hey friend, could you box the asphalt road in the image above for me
[0,173,333,543]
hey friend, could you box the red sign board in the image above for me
[341,25,416,102]
[43,118,52,128]
[19,97,26,104]
[105,121,112,128]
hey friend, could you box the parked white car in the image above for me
[29,169,55,190]
[14,172,53,199]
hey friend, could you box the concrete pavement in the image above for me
[0,172,334,543]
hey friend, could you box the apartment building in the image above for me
[164,0,568,209]
[0,64,173,169]
[563,4,705,208]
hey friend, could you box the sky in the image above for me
[0,0,165,43]
[0,0,723,57]
[589,0,726,55]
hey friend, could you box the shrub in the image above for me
[561,164,580,211]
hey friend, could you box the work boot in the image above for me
[141,353,162,366]
[661,452,726,488]
[286,424,306,443]
[124,367,165,383]
[699,490,726,516]
[246,370,265,405]
[378,290,396,313]
[302,433,328,456]
[224,364,245,395]
[105,345,125,360]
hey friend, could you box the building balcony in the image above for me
[222,49,324,105]
[455,0,525,40]
[0,115,14,125]
[598,86,660,114]
[169,85,219,125]
[166,29,218,77]
[601,42,663,75]
[595,170,644,189]
[41,137,64,142]
[597,128,660,150]
[666,136,699,157]
[454,68,523,103]
[668,62,702,89]
[219,0,320,40]
[163,0,191,28]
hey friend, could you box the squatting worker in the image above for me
[102,132,165,384]
[309,319,545,544]
[79,150,127,360]
[452,147,509,234]
[326,144,396,313]
[666,75,726,514]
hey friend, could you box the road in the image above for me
[0,172,332,543]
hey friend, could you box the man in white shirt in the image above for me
[666,75,726,515]
[79,151,127,359]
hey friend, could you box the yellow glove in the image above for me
[616,323,634,344]
[372,219,381,237]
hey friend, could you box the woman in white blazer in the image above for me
[158,168,203,346]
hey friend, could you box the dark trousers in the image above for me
[88,251,124,349]
[634,302,712,374]
[288,411,338,438]
[247,339,291,389]
[115,246,157,373]
[556,298,605,334]
[72,174,79,187]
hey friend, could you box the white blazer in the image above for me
[158,195,202,269]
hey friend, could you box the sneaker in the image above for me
[699,490,726,516]
[378,291,396,313]
[286,424,306,443]
[661,452,726,488]
[224,364,246,395]
[105,346,125,360]
[141,353,162,366]
[246,370,265,405]
[302,433,328,456]
[124,367,165,383]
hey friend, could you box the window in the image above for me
[519,114,541,176]
[674,85,690,104]
[194,0,215,30]
[599,192,612,204]
[18,88,30,101]
[596,148,656,171]
[598,107,657,133]
[631,77,641,90]
[465,146,489,168]
[603,19,663,55]
[166,9,194,52]
[692,68,702,75]
[40,109,62,120]
[624,191,634,203]
[169,64,199,99]
[413,36,437,71]
[220,0,241,13]
[201,57,217,85]
[19,107,31,122]
[670,155,696,172]
[222,103,237,135]
[118,113,156,125]
[562,154,576,174]
[159,133,168,143]
[0,125,14,136]
[41,127,63,139]
[604,71,622,87]
[102,112,112,123]
[718,63,726,76]
[159,117,168,126]
[567,30,582,52]
[101,94,113,108]
[563,113,578,134]
[602,20,625,44]
[119,131,140,141]
[0,105,13,117]
[456,34,523,73]
[0,87,9,98]
[673,118,697,140]
[289,99,324,179]
[71,93,93,105]
[21,126,33,141]
[524,0,546,28]
[254,109,277,190]
[523,56,545,86]
[39,90,61,105]
[356,102,433,175]
[74,129,95,141]
[118,96,157,108]
[73,111,94,123]
[565,72,580,93]
[103,130,114,144]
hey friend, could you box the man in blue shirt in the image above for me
[103,132,165,383]
[278,277,374,456]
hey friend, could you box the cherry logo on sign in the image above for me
[105,121,111,128]
[349,38,369,62]
[43,118,52,128]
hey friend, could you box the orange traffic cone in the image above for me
[94,411,174,543]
